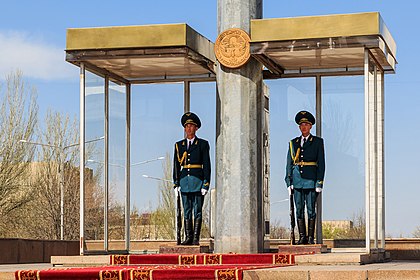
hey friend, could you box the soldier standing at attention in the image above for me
[173,112,211,245]
[285,111,325,245]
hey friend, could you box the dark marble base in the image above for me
[278,244,328,254]
[159,245,210,254]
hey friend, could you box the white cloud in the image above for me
[0,31,77,80]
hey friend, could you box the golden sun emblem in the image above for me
[215,28,251,68]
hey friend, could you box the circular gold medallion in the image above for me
[214,28,251,68]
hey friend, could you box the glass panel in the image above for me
[108,80,127,251]
[190,82,216,240]
[84,70,105,251]
[322,76,365,245]
[130,83,183,249]
[265,78,315,238]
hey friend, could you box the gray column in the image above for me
[215,0,263,253]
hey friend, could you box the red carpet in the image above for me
[111,253,294,265]
[16,253,294,280]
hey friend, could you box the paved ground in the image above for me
[243,261,420,280]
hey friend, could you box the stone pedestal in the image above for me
[278,244,328,255]
[159,245,210,254]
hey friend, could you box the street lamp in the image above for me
[271,199,289,205]
[87,156,165,168]
[141,174,172,182]
[131,157,165,167]
[20,136,104,240]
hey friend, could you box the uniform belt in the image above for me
[183,164,203,169]
[294,161,317,166]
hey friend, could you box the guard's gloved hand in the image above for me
[174,186,180,196]
[288,185,294,196]
[201,188,208,196]
[315,187,322,193]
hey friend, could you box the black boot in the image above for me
[297,219,307,245]
[181,219,193,245]
[308,219,316,244]
[192,218,202,245]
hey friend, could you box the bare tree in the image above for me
[24,110,80,240]
[413,226,420,238]
[151,154,175,239]
[270,219,288,239]
[0,71,38,237]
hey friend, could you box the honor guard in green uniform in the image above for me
[285,111,325,245]
[173,112,211,245]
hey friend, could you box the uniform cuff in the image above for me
[203,180,210,190]
[315,180,324,189]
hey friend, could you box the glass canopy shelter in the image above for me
[250,12,396,253]
[66,12,396,255]
[66,23,216,254]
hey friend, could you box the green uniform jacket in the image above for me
[285,134,325,189]
[173,137,211,192]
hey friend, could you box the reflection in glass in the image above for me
[266,78,315,236]
[84,71,105,248]
[190,82,216,240]
[108,81,126,250]
[322,76,365,242]
[130,83,183,243]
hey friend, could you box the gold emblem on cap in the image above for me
[214,28,251,68]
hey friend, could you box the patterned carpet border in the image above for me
[16,264,290,280]
[16,253,295,280]
[110,253,294,266]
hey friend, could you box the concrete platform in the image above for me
[51,255,110,267]
[295,251,390,265]
[159,245,210,254]
[50,250,390,267]
[243,261,420,280]
[278,244,328,254]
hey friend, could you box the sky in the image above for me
[1,0,420,238]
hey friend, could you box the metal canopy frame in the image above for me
[68,12,396,255]
[67,23,216,255]
[251,12,396,79]
[249,12,395,253]
[66,23,216,84]
[66,47,216,84]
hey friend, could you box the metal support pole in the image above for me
[364,49,371,253]
[125,83,131,252]
[104,76,109,252]
[184,81,190,113]
[59,162,64,240]
[315,75,323,244]
[373,63,379,250]
[379,71,386,249]
[79,63,86,255]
